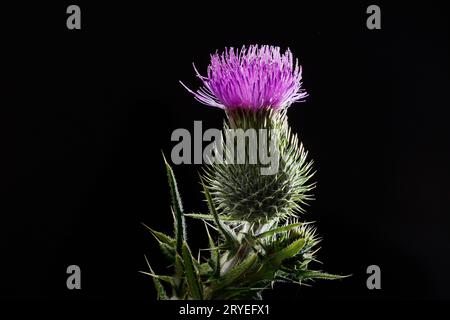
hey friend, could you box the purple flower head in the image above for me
[180,45,308,111]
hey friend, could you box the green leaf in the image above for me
[158,242,176,261]
[142,255,168,300]
[271,238,306,265]
[299,270,350,281]
[185,213,242,222]
[181,241,203,300]
[141,223,176,260]
[173,253,185,297]
[214,253,258,290]
[198,262,213,275]
[256,223,303,239]
[139,272,175,285]
[174,253,184,279]
[163,153,186,254]
[200,177,239,252]
[204,222,220,277]
[142,223,175,245]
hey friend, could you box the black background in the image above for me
[1,2,449,301]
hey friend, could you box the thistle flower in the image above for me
[141,45,345,301]
[180,45,307,110]
[182,46,315,223]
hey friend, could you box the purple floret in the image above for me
[181,45,308,110]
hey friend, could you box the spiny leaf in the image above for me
[141,223,176,261]
[185,213,242,222]
[200,177,239,252]
[158,242,176,261]
[271,238,306,265]
[142,223,175,245]
[299,270,350,281]
[181,241,203,300]
[256,222,303,239]
[173,253,185,297]
[139,272,175,285]
[174,253,184,279]
[214,253,258,290]
[204,222,220,277]
[198,263,213,276]
[142,255,168,300]
[163,153,186,254]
